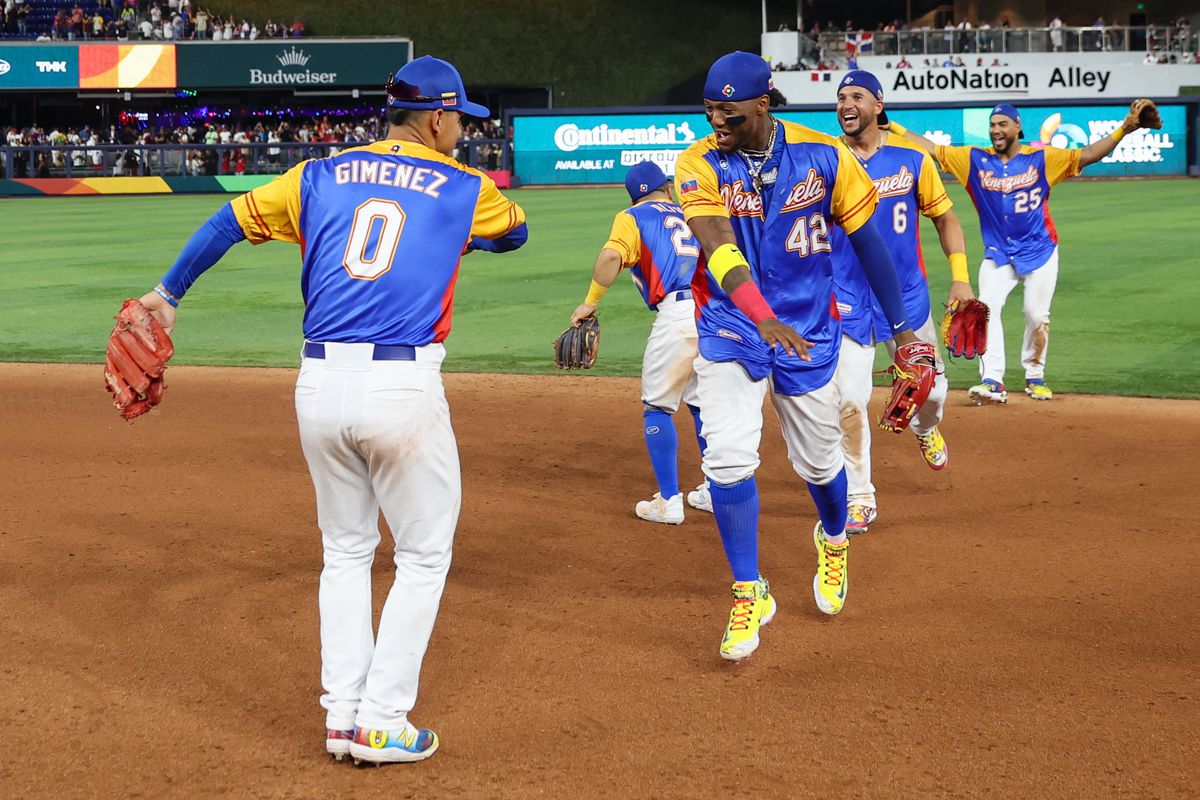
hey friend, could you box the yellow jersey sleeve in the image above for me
[674,143,725,221]
[933,145,972,185]
[471,173,526,240]
[831,145,879,234]
[602,211,641,267]
[917,151,953,218]
[1042,146,1082,186]
[230,161,307,244]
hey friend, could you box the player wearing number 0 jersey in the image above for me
[569,161,710,525]
[891,101,1156,403]
[829,70,973,534]
[134,56,527,765]
[675,52,926,662]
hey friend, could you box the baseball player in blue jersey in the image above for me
[130,56,527,764]
[569,161,711,524]
[830,71,974,534]
[675,52,932,661]
[889,100,1158,403]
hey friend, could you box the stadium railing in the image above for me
[806,25,1197,58]
[0,139,510,180]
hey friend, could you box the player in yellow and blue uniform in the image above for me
[890,101,1157,403]
[133,56,526,765]
[828,70,974,534]
[674,51,930,661]
[568,161,709,525]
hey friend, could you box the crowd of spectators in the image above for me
[0,1,306,41]
[771,14,1197,68]
[2,114,509,178]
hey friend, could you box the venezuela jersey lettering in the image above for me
[674,119,878,394]
[230,140,525,345]
[602,199,699,310]
[935,144,1079,275]
[831,133,952,345]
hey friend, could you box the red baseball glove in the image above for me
[940,298,989,359]
[103,298,174,422]
[878,341,937,434]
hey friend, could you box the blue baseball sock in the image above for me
[710,476,760,582]
[643,407,680,499]
[807,467,849,538]
[686,403,708,457]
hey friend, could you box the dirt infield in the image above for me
[2,363,1197,799]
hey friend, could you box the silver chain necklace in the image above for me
[740,117,777,194]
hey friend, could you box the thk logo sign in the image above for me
[36,60,69,73]
[0,59,11,76]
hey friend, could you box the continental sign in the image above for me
[175,39,412,88]
[0,39,410,91]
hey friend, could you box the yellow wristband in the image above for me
[584,279,609,307]
[707,243,750,286]
[1110,127,1126,143]
[888,121,908,136]
[948,252,970,284]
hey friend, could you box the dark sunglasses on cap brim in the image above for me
[385,72,458,105]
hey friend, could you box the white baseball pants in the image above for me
[694,356,843,487]
[294,342,460,732]
[641,295,699,410]
[977,249,1059,384]
[835,315,947,508]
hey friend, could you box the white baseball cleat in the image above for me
[968,379,1008,405]
[686,481,713,513]
[635,492,684,525]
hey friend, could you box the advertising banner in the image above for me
[512,103,1190,184]
[175,39,412,88]
[79,44,176,89]
[774,64,1200,105]
[0,45,79,90]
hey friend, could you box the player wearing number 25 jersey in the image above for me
[138,56,526,765]
[568,161,708,526]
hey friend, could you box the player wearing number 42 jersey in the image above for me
[830,70,974,534]
[130,56,527,765]
[891,100,1158,403]
[568,161,711,525]
[675,52,931,662]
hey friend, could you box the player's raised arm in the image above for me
[884,119,937,156]
[1077,99,1161,169]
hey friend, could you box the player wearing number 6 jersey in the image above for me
[568,161,710,524]
[676,52,928,661]
[891,101,1155,403]
[129,56,527,765]
[830,71,973,534]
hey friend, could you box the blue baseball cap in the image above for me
[386,55,490,118]
[703,51,775,102]
[837,70,884,100]
[625,161,669,203]
[990,103,1023,137]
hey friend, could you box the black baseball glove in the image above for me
[553,316,600,370]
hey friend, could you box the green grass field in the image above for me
[1,180,1198,397]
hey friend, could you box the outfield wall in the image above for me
[509,99,1199,185]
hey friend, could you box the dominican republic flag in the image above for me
[845,32,874,54]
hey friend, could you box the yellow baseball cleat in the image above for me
[719,576,777,661]
[1025,379,1053,400]
[812,523,849,615]
[915,427,949,470]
